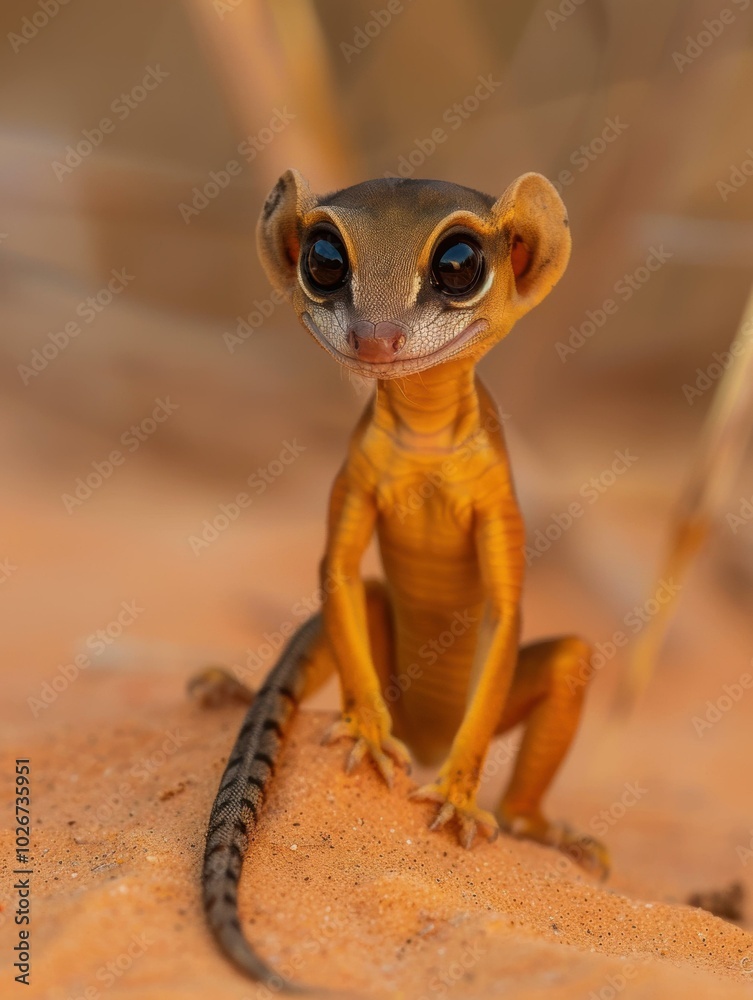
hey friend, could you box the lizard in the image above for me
[195,169,609,990]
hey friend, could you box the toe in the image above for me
[459,816,477,850]
[321,718,352,746]
[372,751,395,788]
[562,833,610,880]
[187,666,254,707]
[410,782,446,805]
[383,735,411,771]
[345,738,370,774]
[321,715,410,787]
[428,801,456,831]
[499,811,610,879]
[473,807,500,842]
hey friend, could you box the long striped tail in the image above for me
[202,614,320,991]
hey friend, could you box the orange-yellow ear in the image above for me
[492,173,571,317]
[256,169,316,294]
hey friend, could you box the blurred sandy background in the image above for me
[1,0,753,997]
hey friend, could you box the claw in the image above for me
[322,714,410,788]
[383,735,412,773]
[372,751,395,788]
[345,738,369,775]
[459,817,477,851]
[321,718,352,746]
[409,785,444,806]
[412,781,499,848]
[428,800,455,831]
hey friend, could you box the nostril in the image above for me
[348,321,405,362]
[348,323,373,356]
[372,322,406,356]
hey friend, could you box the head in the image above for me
[257,170,571,380]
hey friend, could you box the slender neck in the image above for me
[373,358,481,449]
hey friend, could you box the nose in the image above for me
[347,321,406,363]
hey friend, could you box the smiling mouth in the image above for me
[301,314,490,378]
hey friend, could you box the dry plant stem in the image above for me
[621,285,753,710]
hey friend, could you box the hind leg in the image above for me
[494,636,609,878]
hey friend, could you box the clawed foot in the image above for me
[187,666,255,708]
[498,808,610,880]
[411,780,499,849]
[323,713,411,787]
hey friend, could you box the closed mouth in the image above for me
[301,314,490,378]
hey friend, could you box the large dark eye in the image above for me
[304,228,349,293]
[430,234,484,296]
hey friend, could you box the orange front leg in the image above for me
[414,493,525,847]
[321,473,410,786]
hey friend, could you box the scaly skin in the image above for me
[195,170,610,989]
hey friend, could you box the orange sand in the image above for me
[4,698,752,1000]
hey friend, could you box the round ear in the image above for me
[491,173,571,318]
[256,169,316,294]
